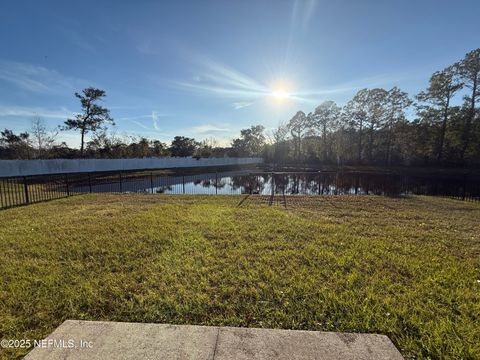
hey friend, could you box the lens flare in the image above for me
[271,88,289,99]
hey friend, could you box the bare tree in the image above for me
[30,116,57,159]
[202,136,219,149]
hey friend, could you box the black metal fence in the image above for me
[0,170,479,210]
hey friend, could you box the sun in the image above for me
[271,88,289,100]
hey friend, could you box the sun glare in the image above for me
[271,88,289,100]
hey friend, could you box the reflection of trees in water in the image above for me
[289,174,316,194]
[196,178,227,190]
[273,174,288,194]
[406,176,465,197]
[271,174,318,195]
[231,175,267,194]
[286,174,329,195]
[317,173,336,195]
[270,172,409,196]
[145,172,472,197]
[69,170,479,199]
[355,174,404,196]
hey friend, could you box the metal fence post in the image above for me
[23,176,29,204]
[65,174,70,196]
[182,175,185,194]
[335,172,338,195]
[150,172,154,193]
[273,173,276,195]
[88,173,92,193]
[119,172,123,193]
[215,172,218,195]
[271,173,274,197]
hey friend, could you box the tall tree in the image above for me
[231,125,265,157]
[365,88,388,162]
[312,101,340,161]
[63,87,114,158]
[345,89,369,162]
[287,111,309,161]
[331,110,350,165]
[271,122,290,165]
[455,48,480,160]
[384,87,412,164]
[169,136,199,157]
[416,66,462,161]
[151,140,169,157]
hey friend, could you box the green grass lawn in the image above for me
[0,194,479,359]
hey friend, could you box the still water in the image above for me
[71,170,479,200]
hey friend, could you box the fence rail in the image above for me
[0,170,479,210]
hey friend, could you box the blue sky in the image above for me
[0,0,478,147]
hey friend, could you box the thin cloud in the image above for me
[176,81,267,99]
[177,58,341,104]
[0,60,88,94]
[175,52,330,104]
[233,101,255,109]
[118,111,169,132]
[129,120,152,131]
[174,54,270,99]
[189,124,229,134]
[0,105,75,119]
[151,111,160,130]
[291,70,425,104]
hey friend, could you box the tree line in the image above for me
[262,48,479,167]
[0,122,230,160]
[0,88,229,160]
[1,48,478,168]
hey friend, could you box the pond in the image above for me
[70,170,480,201]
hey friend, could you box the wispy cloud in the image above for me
[0,105,75,119]
[233,101,255,109]
[0,60,88,94]
[174,55,271,100]
[151,111,160,130]
[118,111,168,131]
[182,123,234,147]
[128,120,152,131]
[189,124,229,134]
[292,71,424,104]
